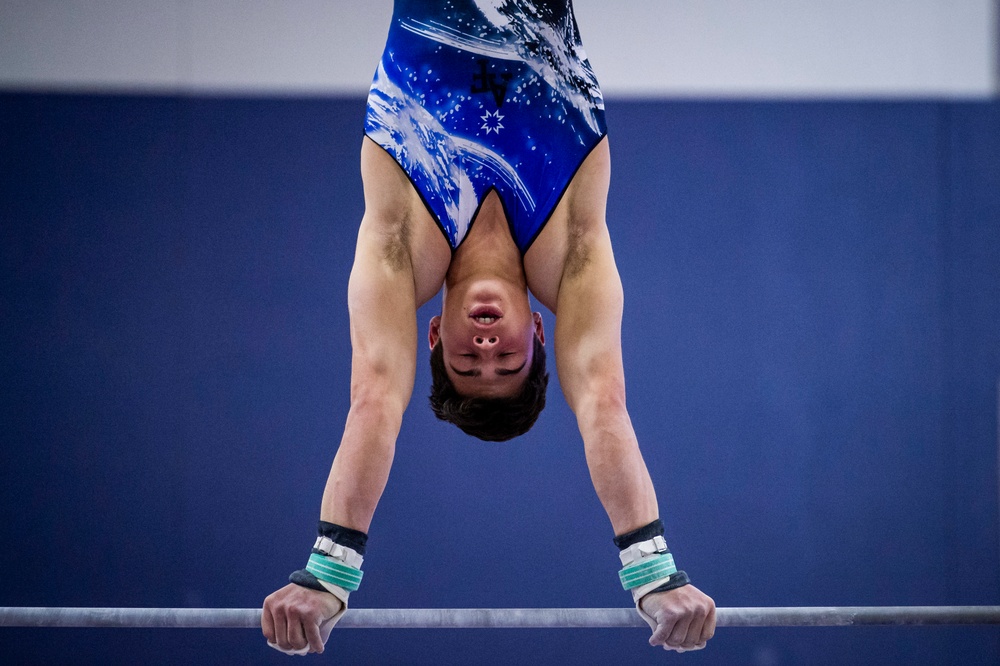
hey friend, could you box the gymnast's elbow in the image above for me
[347,370,409,435]
[570,377,630,433]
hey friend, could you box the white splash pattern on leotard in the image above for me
[401,0,605,135]
[366,59,535,246]
[365,0,607,251]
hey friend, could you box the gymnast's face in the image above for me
[428,279,545,398]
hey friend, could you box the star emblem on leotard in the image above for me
[480,109,505,135]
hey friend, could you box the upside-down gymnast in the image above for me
[262,0,716,654]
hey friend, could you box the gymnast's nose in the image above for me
[474,335,498,348]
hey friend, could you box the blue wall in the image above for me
[1,93,998,664]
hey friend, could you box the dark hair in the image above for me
[429,335,549,441]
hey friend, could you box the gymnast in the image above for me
[262,0,716,654]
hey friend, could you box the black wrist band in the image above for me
[613,519,664,550]
[649,570,691,594]
[289,568,330,593]
[318,521,368,555]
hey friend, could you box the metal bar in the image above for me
[718,606,1000,627]
[1,606,999,629]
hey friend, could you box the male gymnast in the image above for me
[263,0,716,654]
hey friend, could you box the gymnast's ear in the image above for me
[532,312,545,345]
[428,315,442,350]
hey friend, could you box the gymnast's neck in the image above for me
[445,191,526,292]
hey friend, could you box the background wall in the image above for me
[1,2,999,665]
[1,0,997,96]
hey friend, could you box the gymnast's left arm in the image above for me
[553,222,716,652]
[262,194,424,655]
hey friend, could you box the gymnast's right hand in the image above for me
[262,583,344,655]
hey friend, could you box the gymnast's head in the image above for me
[427,278,548,441]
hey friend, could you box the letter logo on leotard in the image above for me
[471,59,512,107]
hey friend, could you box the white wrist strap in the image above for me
[313,537,364,569]
[619,536,673,631]
[619,535,667,567]
[310,538,358,622]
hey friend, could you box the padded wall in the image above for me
[1,93,998,664]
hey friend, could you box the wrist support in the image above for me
[615,520,690,630]
[280,521,367,652]
[291,525,365,598]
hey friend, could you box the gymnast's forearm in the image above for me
[319,394,404,534]
[321,228,419,535]
[575,392,659,536]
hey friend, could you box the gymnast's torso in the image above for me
[365,0,608,255]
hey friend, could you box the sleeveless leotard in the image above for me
[365,0,608,253]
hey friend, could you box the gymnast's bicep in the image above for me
[553,224,627,414]
[345,220,420,415]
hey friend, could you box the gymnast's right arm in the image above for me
[261,197,421,655]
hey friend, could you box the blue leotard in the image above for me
[365,0,608,254]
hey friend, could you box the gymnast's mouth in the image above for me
[469,305,503,327]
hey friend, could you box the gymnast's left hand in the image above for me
[639,584,716,652]
[262,583,343,655]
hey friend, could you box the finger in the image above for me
[273,606,289,650]
[665,614,693,650]
[701,603,717,643]
[305,616,325,654]
[261,601,276,643]
[285,613,308,652]
[648,612,677,647]
[682,607,708,649]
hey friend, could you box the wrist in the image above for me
[289,521,368,610]
[613,518,664,550]
[317,521,368,555]
[614,520,692,630]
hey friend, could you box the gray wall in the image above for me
[1,0,997,96]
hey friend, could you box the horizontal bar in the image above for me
[1,606,999,629]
